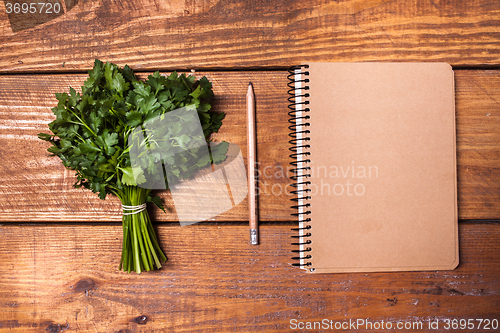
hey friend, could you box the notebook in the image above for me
[288,62,458,273]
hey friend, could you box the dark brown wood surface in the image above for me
[0,0,499,332]
[0,223,499,332]
[0,71,297,222]
[0,0,499,71]
[0,70,498,221]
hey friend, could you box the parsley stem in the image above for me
[119,185,167,273]
[108,107,127,128]
[66,108,97,137]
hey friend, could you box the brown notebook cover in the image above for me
[290,62,458,273]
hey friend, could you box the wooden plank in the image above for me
[0,0,499,72]
[0,71,294,222]
[0,223,498,332]
[0,70,498,221]
[456,70,500,219]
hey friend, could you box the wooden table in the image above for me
[0,1,499,332]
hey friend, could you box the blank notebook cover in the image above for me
[289,62,458,273]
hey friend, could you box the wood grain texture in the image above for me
[0,71,294,222]
[0,0,498,331]
[0,223,498,332]
[0,70,498,221]
[0,0,499,72]
[455,70,500,219]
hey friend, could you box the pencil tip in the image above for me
[248,82,252,86]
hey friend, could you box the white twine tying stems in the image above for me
[122,203,147,216]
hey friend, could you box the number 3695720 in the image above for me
[5,2,61,14]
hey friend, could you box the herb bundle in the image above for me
[39,60,226,273]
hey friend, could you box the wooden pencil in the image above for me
[247,82,258,245]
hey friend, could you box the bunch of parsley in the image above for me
[39,60,226,273]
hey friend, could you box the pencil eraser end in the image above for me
[250,229,258,245]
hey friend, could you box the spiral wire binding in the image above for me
[287,65,313,270]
